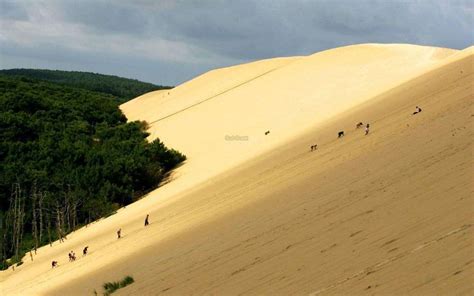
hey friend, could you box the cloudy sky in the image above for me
[1,0,473,85]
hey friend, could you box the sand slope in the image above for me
[120,44,460,190]
[1,44,472,295]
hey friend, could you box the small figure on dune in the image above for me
[356,122,364,129]
[117,228,122,239]
[51,261,58,268]
[265,130,270,135]
[365,124,370,135]
[68,251,76,262]
[338,131,344,138]
[83,246,89,256]
[310,144,318,151]
[145,214,150,227]
[413,106,422,115]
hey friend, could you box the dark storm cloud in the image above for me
[0,0,473,85]
[58,1,151,35]
[130,0,473,60]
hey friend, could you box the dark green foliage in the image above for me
[103,282,120,295]
[103,275,135,295]
[0,69,172,103]
[0,75,185,269]
[121,276,135,286]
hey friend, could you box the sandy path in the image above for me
[1,44,472,295]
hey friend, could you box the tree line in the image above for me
[0,75,185,269]
[0,69,172,103]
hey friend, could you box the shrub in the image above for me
[103,275,134,295]
[120,276,135,287]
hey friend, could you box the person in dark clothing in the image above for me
[83,246,89,256]
[145,214,150,226]
[413,106,422,114]
[52,261,58,268]
[117,228,122,239]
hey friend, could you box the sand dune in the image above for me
[1,44,472,295]
[120,44,459,189]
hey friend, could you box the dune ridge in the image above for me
[1,43,472,295]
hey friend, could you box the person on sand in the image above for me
[365,124,370,135]
[83,246,89,256]
[68,251,76,261]
[117,228,122,239]
[413,106,422,115]
[51,261,58,268]
[145,214,150,226]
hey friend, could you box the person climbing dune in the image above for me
[365,124,370,135]
[145,214,150,226]
[413,106,422,115]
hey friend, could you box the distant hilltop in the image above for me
[0,69,172,103]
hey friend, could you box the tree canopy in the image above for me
[0,69,172,103]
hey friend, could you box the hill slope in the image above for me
[0,69,171,103]
[0,44,472,295]
[120,44,460,192]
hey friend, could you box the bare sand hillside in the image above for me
[1,44,472,296]
[120,44,460,188]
